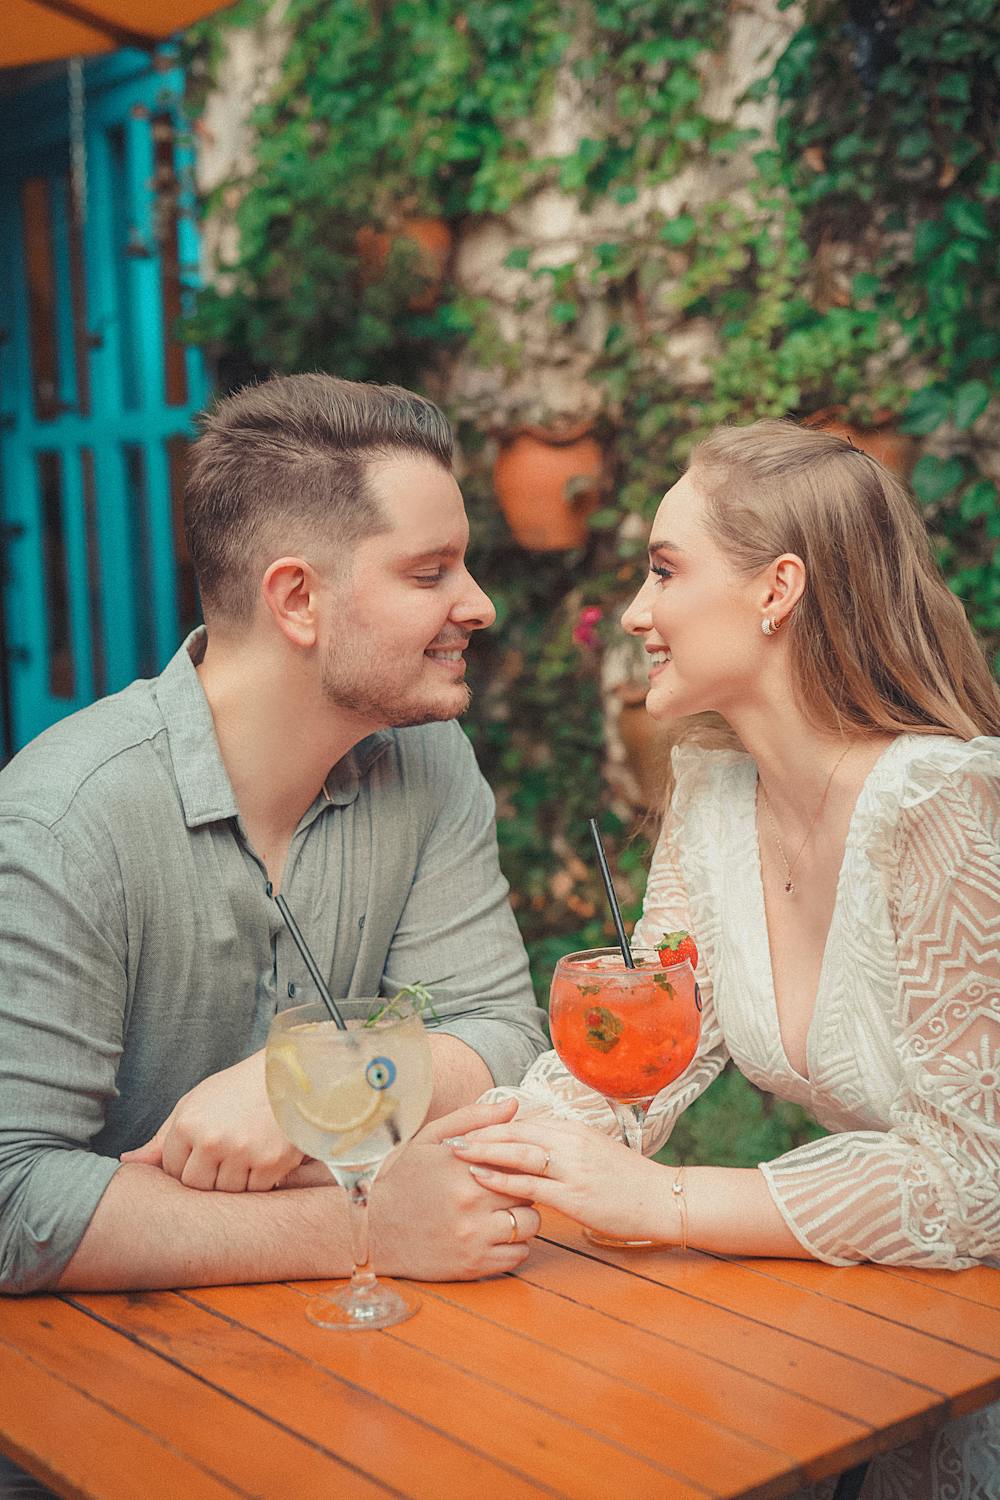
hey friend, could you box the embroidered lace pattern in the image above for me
[483,733,1000,1498]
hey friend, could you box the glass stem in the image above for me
[338,1168,378,1295]
[609,1100,647,1154]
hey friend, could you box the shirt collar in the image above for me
[154,629,392,828]
[153,630,238,827]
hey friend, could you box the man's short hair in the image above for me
[184,372,454,624]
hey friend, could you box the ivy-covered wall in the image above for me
[185,0,998,1166]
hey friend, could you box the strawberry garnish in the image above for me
[657,930,698,970]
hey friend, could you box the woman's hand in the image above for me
[446,1116,678,1245]
[374,1101,542,1280]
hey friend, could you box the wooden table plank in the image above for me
[882,1264,1000,1311]
[192,1282,708,1500]
[733,1257,1000,1360]
[1,1296,392,1500]
[385,1280,802,1499]
[527,1234,938,1439]
[71,1289,552,1500]
[421,1272,867,1474]
[0,1340,242,1500]
[4,1228,996,1500]
[539,1216,999,1400]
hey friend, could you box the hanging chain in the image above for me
[68,57,87,229]
[758,745,852,896]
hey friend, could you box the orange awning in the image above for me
[4,0,239,69]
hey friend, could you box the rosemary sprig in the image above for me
[364,980,444,1028]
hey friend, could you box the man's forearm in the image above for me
[426,1032,494,1120]
[55,1163,352,1292]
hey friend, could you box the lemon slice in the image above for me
[268,1044,313,1095]
[334,1095,398,1155]
[298,1069,386,1133]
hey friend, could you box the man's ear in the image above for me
[260,557,322,647]
[759,552,806,623]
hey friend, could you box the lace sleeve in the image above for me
[760,758,1000,1268]
[634,811,730,1153]
[482,809,730,1150]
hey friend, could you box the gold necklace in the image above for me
[758,745,852,895]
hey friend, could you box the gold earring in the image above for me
[761,616,782,636]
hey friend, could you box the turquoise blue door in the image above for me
[0,51,207,756]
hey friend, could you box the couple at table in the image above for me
[1,374,997,1490]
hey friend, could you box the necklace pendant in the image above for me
[784,879,794,894]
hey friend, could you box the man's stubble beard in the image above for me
[321,638,471,728]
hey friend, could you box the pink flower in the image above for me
[572,605,604,648]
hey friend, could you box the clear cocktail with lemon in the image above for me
[265,998,432,1330]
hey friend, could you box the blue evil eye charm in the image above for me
[366,1056,396,1091]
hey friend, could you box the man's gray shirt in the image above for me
[0,634,546,1293]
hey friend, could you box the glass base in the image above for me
[305,1278,420,1331]
[584,1227,662,1249]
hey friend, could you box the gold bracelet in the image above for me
[671,1167,688,1252]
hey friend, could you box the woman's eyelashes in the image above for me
[651,563,675,583]
[414,571,444,585]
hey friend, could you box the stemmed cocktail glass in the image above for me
[548,947,701,1245]
[265,999,433,1329]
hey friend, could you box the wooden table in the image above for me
[2,1210,998,1499]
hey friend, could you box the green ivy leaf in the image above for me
[830,133,865,163]
[897,129,932,161]
[660,214,696,247]
[937,72,970,103]
[953,380,991,430]
[901,386,952,435]
[945,197,991,240]
[914,219,949,261]
[980,162,1000,199]
[851,273,881,300]
[504,247,532,271]
[911,455,966,505]
[964,330,1000,363]
[959,480,998,521]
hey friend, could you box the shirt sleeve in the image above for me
[0,815,126,1293]
[380,726,548,1088]
[760,758,1000,1268]
[481,805,730,1149]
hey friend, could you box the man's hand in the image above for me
[372,1100,541,1280]
[120,1050,304,1192]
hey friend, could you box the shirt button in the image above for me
[287,981,296,997]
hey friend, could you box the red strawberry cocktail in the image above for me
[549,948,701,1111]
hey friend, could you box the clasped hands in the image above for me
[118,1049,548,1278]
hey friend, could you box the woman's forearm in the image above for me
[653,1164,812,1257]
[450,1116,818,1258]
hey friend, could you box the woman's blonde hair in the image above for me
[674,418,1000,753]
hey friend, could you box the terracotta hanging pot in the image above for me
[355,217,453,311]
[806,407,915,475]
[493,422,603,551]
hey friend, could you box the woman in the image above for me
[453,419,1000,1498]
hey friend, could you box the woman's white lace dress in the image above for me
[488,734,1000,1499]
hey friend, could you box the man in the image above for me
[0,373,547,1295]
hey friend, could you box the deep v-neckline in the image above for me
[742,741,900,1086]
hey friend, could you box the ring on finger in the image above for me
[539,1148,551,1177]
[504,1207,519,1244]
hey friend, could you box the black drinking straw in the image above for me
[272,889,349,1030]
[588,817,635,968]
